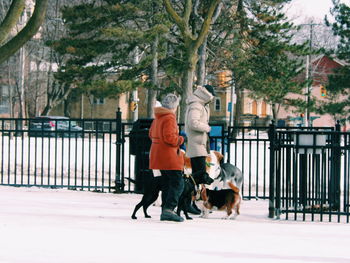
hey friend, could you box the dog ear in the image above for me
[214,151,224,165]
[200,185,208,201]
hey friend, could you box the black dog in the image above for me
[131,171,213,220]
[173,171,214,219]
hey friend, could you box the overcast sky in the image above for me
[286,0,350,23]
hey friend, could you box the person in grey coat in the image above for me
[184,84,216,213]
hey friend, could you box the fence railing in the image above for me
[0,117,122,192]
[268,122,350,223]
[227,126,270,199]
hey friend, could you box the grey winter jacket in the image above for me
[184,86,214,158]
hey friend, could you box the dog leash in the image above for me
[185,174,200,197]
[188,174,198,192]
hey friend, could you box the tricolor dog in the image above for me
[187,150,243,219]
[200,182,241,219]
[185,150,243,192]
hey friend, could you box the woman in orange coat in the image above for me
[149,94,185,222]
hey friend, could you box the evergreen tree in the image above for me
[322,0,350,125]
[48,0,170,116]
[228,1,308,120]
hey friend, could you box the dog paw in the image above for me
[145,215,151,218]
[131,216,137,220]
[186,217,193,220]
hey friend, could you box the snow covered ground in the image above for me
[0,186,349,263]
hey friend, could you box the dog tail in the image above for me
[228,182,240,193]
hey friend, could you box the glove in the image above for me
[206,133,211,154]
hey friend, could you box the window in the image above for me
[0,86,10,114]
[252,100,257,115]
[214,97,221,111]
[93,97,105,105]
[261,101,267,117]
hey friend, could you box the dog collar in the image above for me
[206,162,215,167]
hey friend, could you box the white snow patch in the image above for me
[0,186,349,263]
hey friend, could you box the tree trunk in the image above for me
[0,0,49,65]
[196,3,222,86]
[33,60,40,117]
[272,104,278,121]
[179,50,197,122]
[63,99,70,117]
[147,35,159,118]
[163,0,221,121]
[41,103,52,116]
[197,37,207,86]
[234,86,243,126]
[41,84,72,116]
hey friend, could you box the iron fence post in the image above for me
[221,123,225,158]
[329,121,341,210]
[115,108,124,192]
[268,120,276,218]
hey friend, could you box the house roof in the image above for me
[311,55,347,67]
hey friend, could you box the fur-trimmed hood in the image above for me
[154,107,175,119]
[186,85,214,106]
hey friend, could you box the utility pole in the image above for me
[303,23,321,127]
[132,47,141,122]
[305,24,312,127]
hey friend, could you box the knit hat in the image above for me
[161,94,180,109]
[204,84,216,96]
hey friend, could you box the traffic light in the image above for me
[320,85,327,97]
[130,101,137,112]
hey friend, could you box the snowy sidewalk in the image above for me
[0,186,349,263]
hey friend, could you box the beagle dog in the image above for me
[200,182,241,219]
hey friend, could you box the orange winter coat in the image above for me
[149,107,184,171]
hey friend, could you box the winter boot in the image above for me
[160,209,184,222]
[187,204,201,215]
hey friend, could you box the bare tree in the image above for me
[163,0,222,120]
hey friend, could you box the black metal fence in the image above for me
[123,121,271,199]
[227,126,270,199]
[1,114,349,223]
[268,122,350,223]
[0,115,123,192]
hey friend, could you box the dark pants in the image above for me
[189,156,207,209]
[190,156,207,176]
[160,170,184,211]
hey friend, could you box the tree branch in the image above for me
[0,0,49,65]
[163,0,194,40]
[194,0,221,51]
[184,0,192,25]
[163,0,184,31]
[0,0,25,45]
